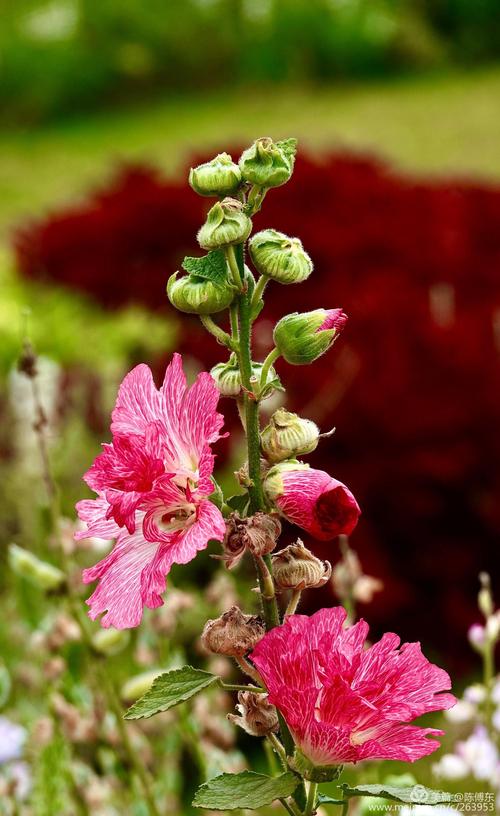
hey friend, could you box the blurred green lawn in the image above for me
[1,67,500,234]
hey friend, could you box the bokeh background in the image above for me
[1,1,499,813]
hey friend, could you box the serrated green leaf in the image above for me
[124,665,218,720]
[182,250,228,284]
[342,783,451,806]
[193,771,299,810]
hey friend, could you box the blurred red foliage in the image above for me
[14,153,500,674]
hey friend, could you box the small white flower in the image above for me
[444,699,476,724]
[433,752,469,780]
[464,683,487,705]
[457,726,499,782]
[0,717,26,764]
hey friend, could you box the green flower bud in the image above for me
[121,669,164,703]
[211,353,242,397]
[261,408,319,463]
[92,627,130,656]
[273,308,347,365]
[167,271,235,314]
[249,229,312,284]
[189,152,242,197]
[8,543,65,591]
[239,137,297,189]
[197,198,252,251]
[210,354,281,399]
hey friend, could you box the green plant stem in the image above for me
[219,681,265,693]
[234,654,265,685]
[247,185,268,214]
[304,781,318,816]
[340,801,349,816]
[232,242,304,807]
[251,275,268,312]
[279,798,301,816]
[259,347,280,390]
[267,732,288,768]
[226,245,244,289]
[285,589,302,617]
[484,637,495,733]
[200,315,235,350]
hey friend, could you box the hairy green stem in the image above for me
[226,244,244,290]
[251,275,269,313]
[219,681,265,694]
[259,347,280,390]
[200,315,235,350]
[483,637,495,734]
[285,589,302,617]
[304,781,318,816]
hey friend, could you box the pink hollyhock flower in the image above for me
[76,354,226,629]
[250,607,456,766]
[263,462,360,540]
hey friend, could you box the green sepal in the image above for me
[182,250,228,285]
[289,749,343,783]
[226,493,250,516]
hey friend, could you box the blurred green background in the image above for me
[1,2,500,814]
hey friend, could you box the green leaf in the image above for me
[193,771,299,810]
[124,665,218,720]
[342,783,452,806]
[182,250,228,285]
[226,493,249,515]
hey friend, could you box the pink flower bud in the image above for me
[264,462,360,541]
[468,623,486,651]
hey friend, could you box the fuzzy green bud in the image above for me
[92,627,130,656]
[189,152,242,197]
[121,669,164,703]
[211,354,281,399]
[261,408,319,463]
[239,137,297,189]
[8,544,65,592]
[210,353,242,397]
[167,271,235,314]
[273,308,347,365]
[197,198,252,251]
[249,229,312,284]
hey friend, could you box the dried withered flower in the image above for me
[272,539,332,591]
[201,606,265,656]
[228,691,279,737]
[218,512,282,569]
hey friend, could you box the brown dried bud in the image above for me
[219,512,281,569]
[228,691,279,737]
[272,539,332,591]
[332,543,382,604]
[235,458,270,487]
[201,606,265,656]
[17,342,37,378]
